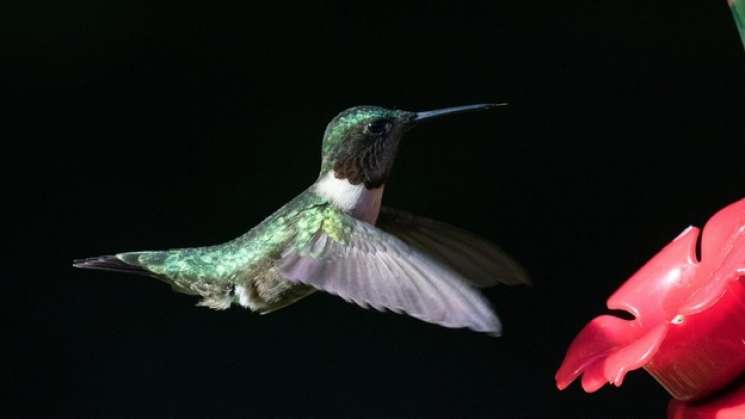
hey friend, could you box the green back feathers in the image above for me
[116,191,331,287]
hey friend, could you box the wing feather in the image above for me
[376,207,530,287]
[279,208,501,335]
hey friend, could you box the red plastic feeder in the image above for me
[555,198,745,417]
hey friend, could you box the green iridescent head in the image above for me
[320,104,505,188]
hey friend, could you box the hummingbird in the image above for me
[74,103,529,335]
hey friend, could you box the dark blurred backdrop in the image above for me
[7,1,745,418]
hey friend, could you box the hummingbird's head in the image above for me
[320,106,412,189]
[320,104,505,189]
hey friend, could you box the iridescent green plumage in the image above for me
[116,189,329,312]
[74,104,528,334]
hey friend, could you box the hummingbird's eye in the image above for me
[365,120,391,136]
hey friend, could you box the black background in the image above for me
[9,1,745,418]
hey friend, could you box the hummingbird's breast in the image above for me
[314,170,384,224]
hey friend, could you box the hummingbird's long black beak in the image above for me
[412,103,508,124]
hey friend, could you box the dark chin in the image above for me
[365,136,401,188]
[332,140,396,189]
[333,166,387,189]
[332,131,402,189]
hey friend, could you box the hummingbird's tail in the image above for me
[73,255,154,277]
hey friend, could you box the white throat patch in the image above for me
[315,171,365,211]
[314,171,384,223]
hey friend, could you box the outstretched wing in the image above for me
[375,207,530,288]
[278,206,502,335]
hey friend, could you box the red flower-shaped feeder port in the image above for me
[555,198,745,417]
